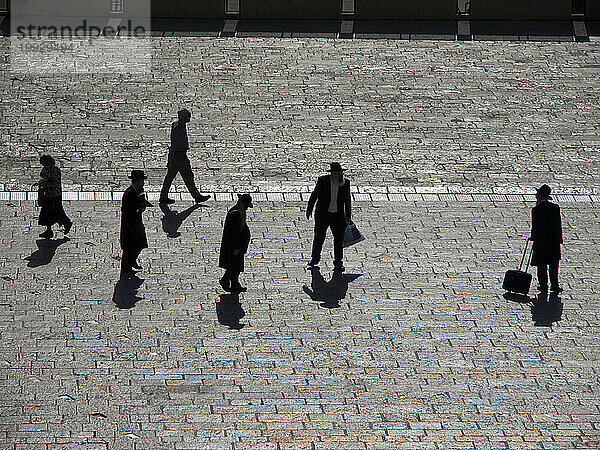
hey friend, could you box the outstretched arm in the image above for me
[307,179,320,219]
[345,180,352,221]
[557,205,563,244]
[529,208,537,241]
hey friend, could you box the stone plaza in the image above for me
[1,35,600,448]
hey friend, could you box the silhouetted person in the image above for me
[25,237,69,267]
[306,162,351,272]
[216,293,245,329]
[159,109,210,205]
[34,154,72,239]
[219,194,252,293]
[529,184,563,293]
[112,274,144,309]
[159,203,200,238]
[302,266,361,308]
[120,170,153,276]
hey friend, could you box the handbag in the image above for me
[36,182,47,208]
[342,220,365,248]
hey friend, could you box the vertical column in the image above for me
[572,0,589,41]
[457,0,471,40]
[340,0,354,38]
[107,0,123,37]
[222,0,238,37]
[0,0,8,37]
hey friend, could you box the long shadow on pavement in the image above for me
[303,267,361,309]
[216,293,245,329]
[160,203,201,238]
[25,237,70,268]
[112,274,145,309]
[503,292,533,304]
[503,291,564,327]
[530,292,563,327]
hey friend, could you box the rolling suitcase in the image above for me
[502,239,533,295]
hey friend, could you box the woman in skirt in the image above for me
[35,154,72,238]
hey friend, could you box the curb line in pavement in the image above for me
[2,191,600,203]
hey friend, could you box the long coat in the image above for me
[530,200,562,266]
[307,175,352,220]
[120,186,148,253]
[39,165,62,198]
[37,165,68,226]
[219,206,251,272]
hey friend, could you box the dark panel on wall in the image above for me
[152,0,226,18]
[241,0,341,19]
[0,0,7,12]
[355,0,456,20]
[588,0,600,19]
[9,0,149,17]
[470,0,572,20]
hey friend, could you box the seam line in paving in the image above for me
[1,190,599,203]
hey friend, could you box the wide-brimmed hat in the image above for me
[327,162,346,172]
[178,108,191,120]
[536,184,552,199]
[237,193,253,208]
[128,169,147,182]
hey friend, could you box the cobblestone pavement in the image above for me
[1,38,600,193]
[2,35,600,449]
[1,200,599,449]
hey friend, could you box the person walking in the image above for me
[120,170,153,276]
[306,162,351,272]
[35,154,72,239]
[529,184,563,293]
[159,109,210,205]
[219,194,253,293]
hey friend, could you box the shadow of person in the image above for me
[112,274,145,309]
[216,293,245,329]
[530,292,563,327]
[503,292,533,304]
[160,203,201,238]
[302,267,362,309]
[25,237,70,268]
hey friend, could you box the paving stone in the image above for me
[0,39,599,195]
[0,200,599,447]
[2,33,600,448]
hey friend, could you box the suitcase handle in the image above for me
[518,238,533,272]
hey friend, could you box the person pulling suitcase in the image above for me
[529,184,563,293]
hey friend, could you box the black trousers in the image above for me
[221,268,241,287]
[311,212,347,266]
[537,261,560,290]
[121,247,143,272]
[160,152,201,200]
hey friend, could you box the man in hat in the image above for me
[306,162,351,272]
[219,194,253,293]
[159,109,210,205]
[529,184,563,293]
[120,170,153,276]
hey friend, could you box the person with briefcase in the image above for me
[306,162,352,272]
[529,184,563,293]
